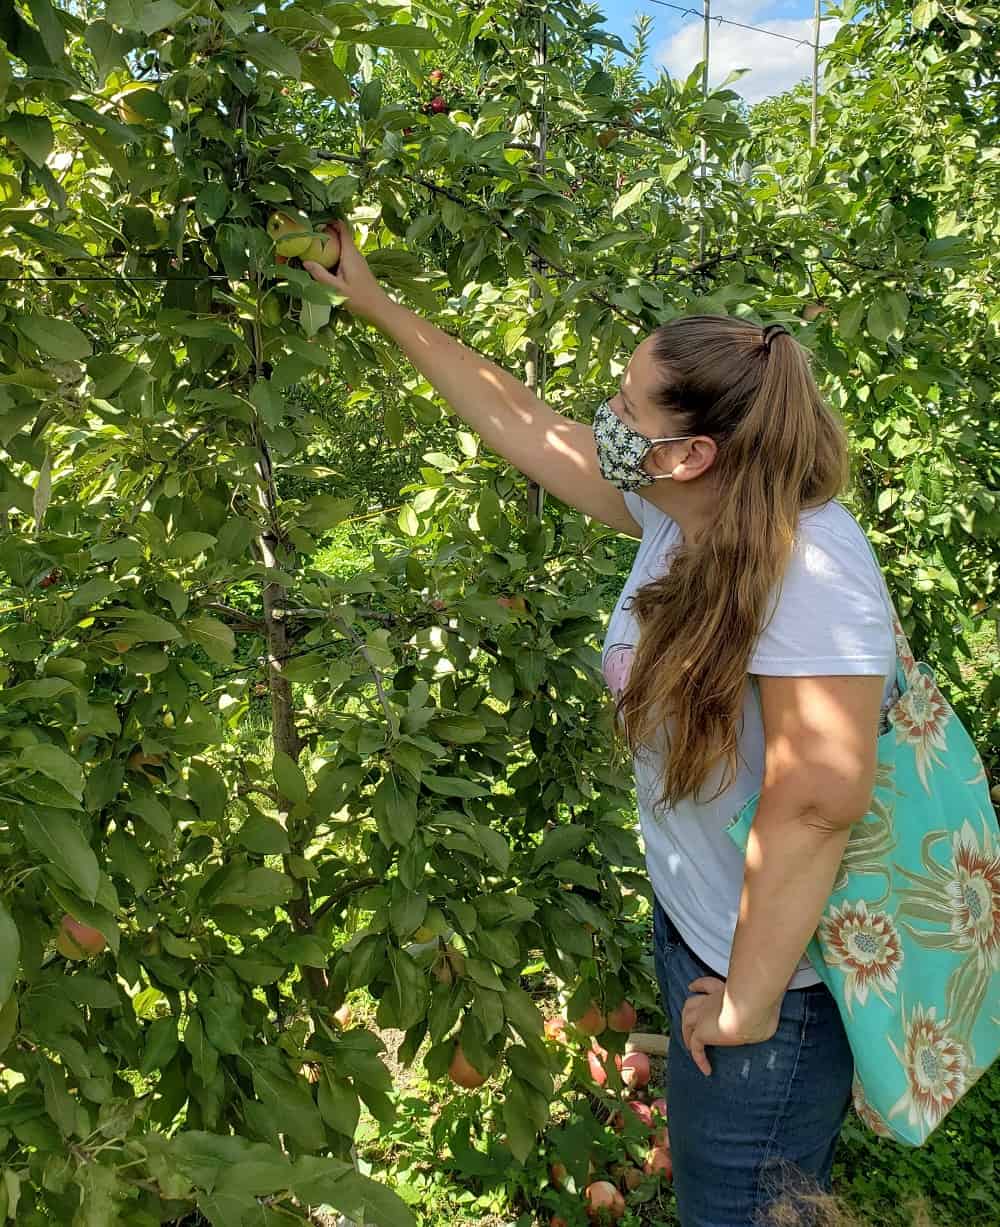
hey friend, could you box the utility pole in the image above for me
[698,0,710,263]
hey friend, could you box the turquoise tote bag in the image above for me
[727,571,999,1146]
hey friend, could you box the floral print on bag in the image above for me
[888,1001,971,1133]
[818,900,904,1015]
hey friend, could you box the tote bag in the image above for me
[726,558,999,1146]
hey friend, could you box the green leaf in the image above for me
[379,947,429,1031]
[0,995,18,1055]
[532,824,589,869]
[289,1156,417,1227]
[185,1012,218,1085]
[273,750,308,806]
[140,1016,179,1075]
[612,178,653,219]
[40,1058,77,1136]
[420,774,488,798]
[240,32,302,79]
[237,812,290,855]
[103,608,181,641]
[837,298,864,340]
[298,495,354,532]
[168,531,216,560]
[215,868,295,909]
[16,315,91,360]
[63,972,119,1008]
[912,0,939,30]
[186,615,235,663]
[136,0,185,35]
[250,1053,326,1151]
[429,715,486,743]
[372,773,417,848]
[85,755,124,814]
[20,808,99,901]
[0,903,19,1005]
[85,20,136,85]
[318,1069,360,1137]
[343,25,439,49]
[0,114,54,166]
[301,53,351,101]
[502,986,544,1045]
[126,790,173,839]
[502,1081,540,1163]
[20,744,84,800]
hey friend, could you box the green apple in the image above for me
[303,230,340,270]
[267,211,313,259]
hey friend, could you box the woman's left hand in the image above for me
[681,977,781,1077]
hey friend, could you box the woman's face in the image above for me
[611,337,695,481]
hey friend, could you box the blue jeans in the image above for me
[653,900,854,1227]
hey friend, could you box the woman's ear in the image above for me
[651,435,717,482]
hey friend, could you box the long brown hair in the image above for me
[615,314,850,808]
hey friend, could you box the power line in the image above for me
[646,0,815,49]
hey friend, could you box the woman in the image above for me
[306,225,897,1227]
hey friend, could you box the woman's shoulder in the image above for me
[796,500,881,568]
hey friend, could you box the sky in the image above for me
[596,1,843,105]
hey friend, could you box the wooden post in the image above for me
[811,0,822,148]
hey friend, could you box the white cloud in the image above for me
[652,8,842,105]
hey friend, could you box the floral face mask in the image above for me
[592,398,694,493]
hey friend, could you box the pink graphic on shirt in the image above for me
[603,643,635,697]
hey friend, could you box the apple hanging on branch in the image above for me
[266,211,341,270]
[56,914,107,960]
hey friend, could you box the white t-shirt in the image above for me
[603,495,897,989]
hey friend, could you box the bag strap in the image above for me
[853,528,916,696]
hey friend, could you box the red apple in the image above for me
[429,95,448,113]
[645,1147,673,1180]
[550,1161,567,1188]
[448,1043,486,1088]
[625,1100,653,1129]
[620,1052,650,1089]
[56,915,106,960]
[587,1048,608,1088]
[550,1218,568,1227]
[585,1181,625,1223]
[429,69,445,83]
[575,1003,606,1037]
[651,1097,667,1120]
[607,1000,637,1032]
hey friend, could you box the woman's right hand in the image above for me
[303,220,393,324]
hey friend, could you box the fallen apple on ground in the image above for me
[620,1051,650,1089]
[645,1147,673,1180]
[585,1180,625,1223]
